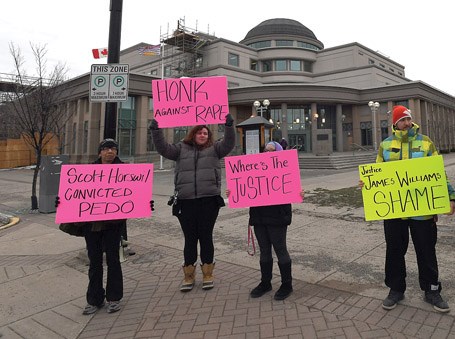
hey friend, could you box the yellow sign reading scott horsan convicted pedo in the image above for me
[359,155,451,221]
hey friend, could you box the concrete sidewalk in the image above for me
[1,155,455,338]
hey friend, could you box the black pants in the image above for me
[84,227,123,306]
[254,224,291,265]
[177,196,221,265]
[384,218,439,293]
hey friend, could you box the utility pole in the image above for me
[104,0,123,139]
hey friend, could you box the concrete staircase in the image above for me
[129,151,378,171]
[298,151,377,169]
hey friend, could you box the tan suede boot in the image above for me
[201,263,215,290]
[181,264,196,292]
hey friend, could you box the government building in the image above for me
[40,18,455,163]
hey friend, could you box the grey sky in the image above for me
[2,0,453,96]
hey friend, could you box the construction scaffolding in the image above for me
[160,18,217,78]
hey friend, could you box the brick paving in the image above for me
[2,160,455,338]
[37,242,453,338]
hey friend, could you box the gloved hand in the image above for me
[225,113,234,127]
[149,119,159,130]
[150,200,155,211]
[55,196,60,208]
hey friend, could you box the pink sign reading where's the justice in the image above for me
[225,149,302,208]
[55,163,153,224]
[151,76,229,128]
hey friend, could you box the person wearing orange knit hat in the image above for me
[363,104,455,313]
[391,105,412,125]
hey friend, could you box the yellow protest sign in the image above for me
[359,155,451,221]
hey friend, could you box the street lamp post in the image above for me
[253,99,270,118]
[368,101,380,151]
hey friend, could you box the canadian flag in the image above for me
[92,48,108,59]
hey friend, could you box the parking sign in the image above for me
[90,64,129,102]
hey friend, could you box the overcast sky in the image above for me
[2,0,454,96]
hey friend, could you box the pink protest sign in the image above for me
[55,163,153,224]
[225,149,302,208]
[151,76,229,128]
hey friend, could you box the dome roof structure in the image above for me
[240,18,324,49]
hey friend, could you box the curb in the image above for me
[0,216,20,230]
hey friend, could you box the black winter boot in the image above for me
[250,261,273,298]
[274,261,293,300]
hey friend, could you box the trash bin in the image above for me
[39,155,69,213]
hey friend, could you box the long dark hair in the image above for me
[183,125,214,149]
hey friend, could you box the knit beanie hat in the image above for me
[266,141,283,151]
[98,138,118,154]
[392,105,412,125]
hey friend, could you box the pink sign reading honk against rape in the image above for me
[225,149,302,208]
[55,163,153,224]
[151,76,229,128]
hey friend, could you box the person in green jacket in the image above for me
[362,105,455,313]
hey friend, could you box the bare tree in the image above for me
[0,43,73,210]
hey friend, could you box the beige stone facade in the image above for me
[41,18,455,164]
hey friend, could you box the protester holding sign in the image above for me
[227,141,305,300]
[150,114,235,292]
[360,105,455,313]
[56,139,138,315]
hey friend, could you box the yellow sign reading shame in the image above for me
[359,155,451,221]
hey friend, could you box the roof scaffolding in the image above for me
[160,18,216,77]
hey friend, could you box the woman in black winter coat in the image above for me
[150,114,235,292]
[228,141,304,300]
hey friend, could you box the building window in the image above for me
[149,98,154,111]
[228,82,240,88]
[164,65,171,77]
[178,60,186,73]
[303,61,313,72]
[195,55,203,68]
[248,41,271,49]
[262,60,272,72]
[296,41,320,51]
[83,120,88,154]
[275,60,287,71]
[174,127,188,143]
[276,40,293,46]
[72,122,77,154]
[250,59,259,71]
[228,53,239,67]
[290,60,301,71]
[368,59,375,64]
[150,69,158,75]
[118,97,136,157]
[360,122,372,147]
[147,119,155,152]
[380,120,389,141]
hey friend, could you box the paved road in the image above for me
[1,155,455,338]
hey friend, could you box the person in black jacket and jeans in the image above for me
[150,115,235,292]
[228,141,304,300]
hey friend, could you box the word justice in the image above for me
[229,173,292,203]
